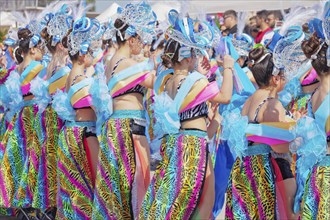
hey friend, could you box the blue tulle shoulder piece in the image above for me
[30,76,51,113]
[89,75,113,135]
[290,116,327,213]
[279,77,302,107]
[94,61,105,78]
[220,108,248,160]
[51,89,75,122]
[0,84,9,109]
[153,91,180,138]
[4,70,24,121]
[150,138,162,160]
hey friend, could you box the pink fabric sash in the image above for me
[301,68,318,86]
[72,95,93,109]
[112,72,150,97]
[247,136,288,145]
[180,81,219,113]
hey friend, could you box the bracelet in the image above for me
[223,67,234,72]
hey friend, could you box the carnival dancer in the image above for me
[92,2,157,219]
[140,9,234,219]
[25,3,73,218]
[0,25,47,218]
[291,5,330,217]
[0,29,18,143]
[52,14,105,219]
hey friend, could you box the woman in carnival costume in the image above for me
[224,10,315,216]
[23,3,74,218]
[291,4,330,218]
[51,10,106,218]
[0,29,18,144]
[0,23,47,218]
[140,9,234,219]
[224,7,313,214]
[92,2,157,219]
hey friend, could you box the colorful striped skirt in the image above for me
[140,129,208,220]
[301,155,330,220]
[0,101,41,208]
[56,121,96,220]
[225,144,277,220]
[93,110,150,219]
[32,105,63,210]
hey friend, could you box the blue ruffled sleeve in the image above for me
[51,89,75,122]
[290,116,327,213]
[220,108,248,160]
[30,76,51,113]
[4,71,24,121]
[89,75,113,135]
[152,91,180,138]
[279,77,302,107]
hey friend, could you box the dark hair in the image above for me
[14,28,33,64]
[150,34,165,52]
[161,39,181,68]
[62,29,79,62]
[256,10,268,21]
[41,27,57,54]
[223,10,237,19]
[248,47,278,87]
[301,34,329,76]
[102,39,113,50]
[114,18,129,46]
[267,10,283,20]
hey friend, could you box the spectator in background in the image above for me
[255,10,274,44]
[267,10,283,29]
[223,10,237,35]
[248,16,259,39]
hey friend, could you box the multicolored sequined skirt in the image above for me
[93,110,150,219]
[301,155,330,220]
[32,106,63,210]
[140,129,208,220]
[56,121,96,220]
[225,144,277,220]
[0,102,40,208]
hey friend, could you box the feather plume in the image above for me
[279,6,317,36]
[236,12,247,37]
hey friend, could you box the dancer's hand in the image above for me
[223,55,234,69]
[196,56,211,75]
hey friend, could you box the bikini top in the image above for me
[164,75,208,122]
[108,58,151,98]
[20,60,46,96]
[68,75,94,110]
[153,69,220,136]
[309,89,330,141]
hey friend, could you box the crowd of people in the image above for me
[0,1,329,219]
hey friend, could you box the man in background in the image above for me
[255,10,274,44]
[267,10,283,29]
[223,10,237,35]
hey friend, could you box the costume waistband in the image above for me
[318,155,330,166]
[111,110,145,119]
[179,129,207,138]
[65,121,96,128]
[244,144,272,156]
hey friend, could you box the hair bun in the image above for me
[301,34,321,59]
[248,47,265,63]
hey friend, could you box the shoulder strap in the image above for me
[111,58,125,76]
[253,97,274,123]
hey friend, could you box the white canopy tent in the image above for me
[96,0,320,21]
